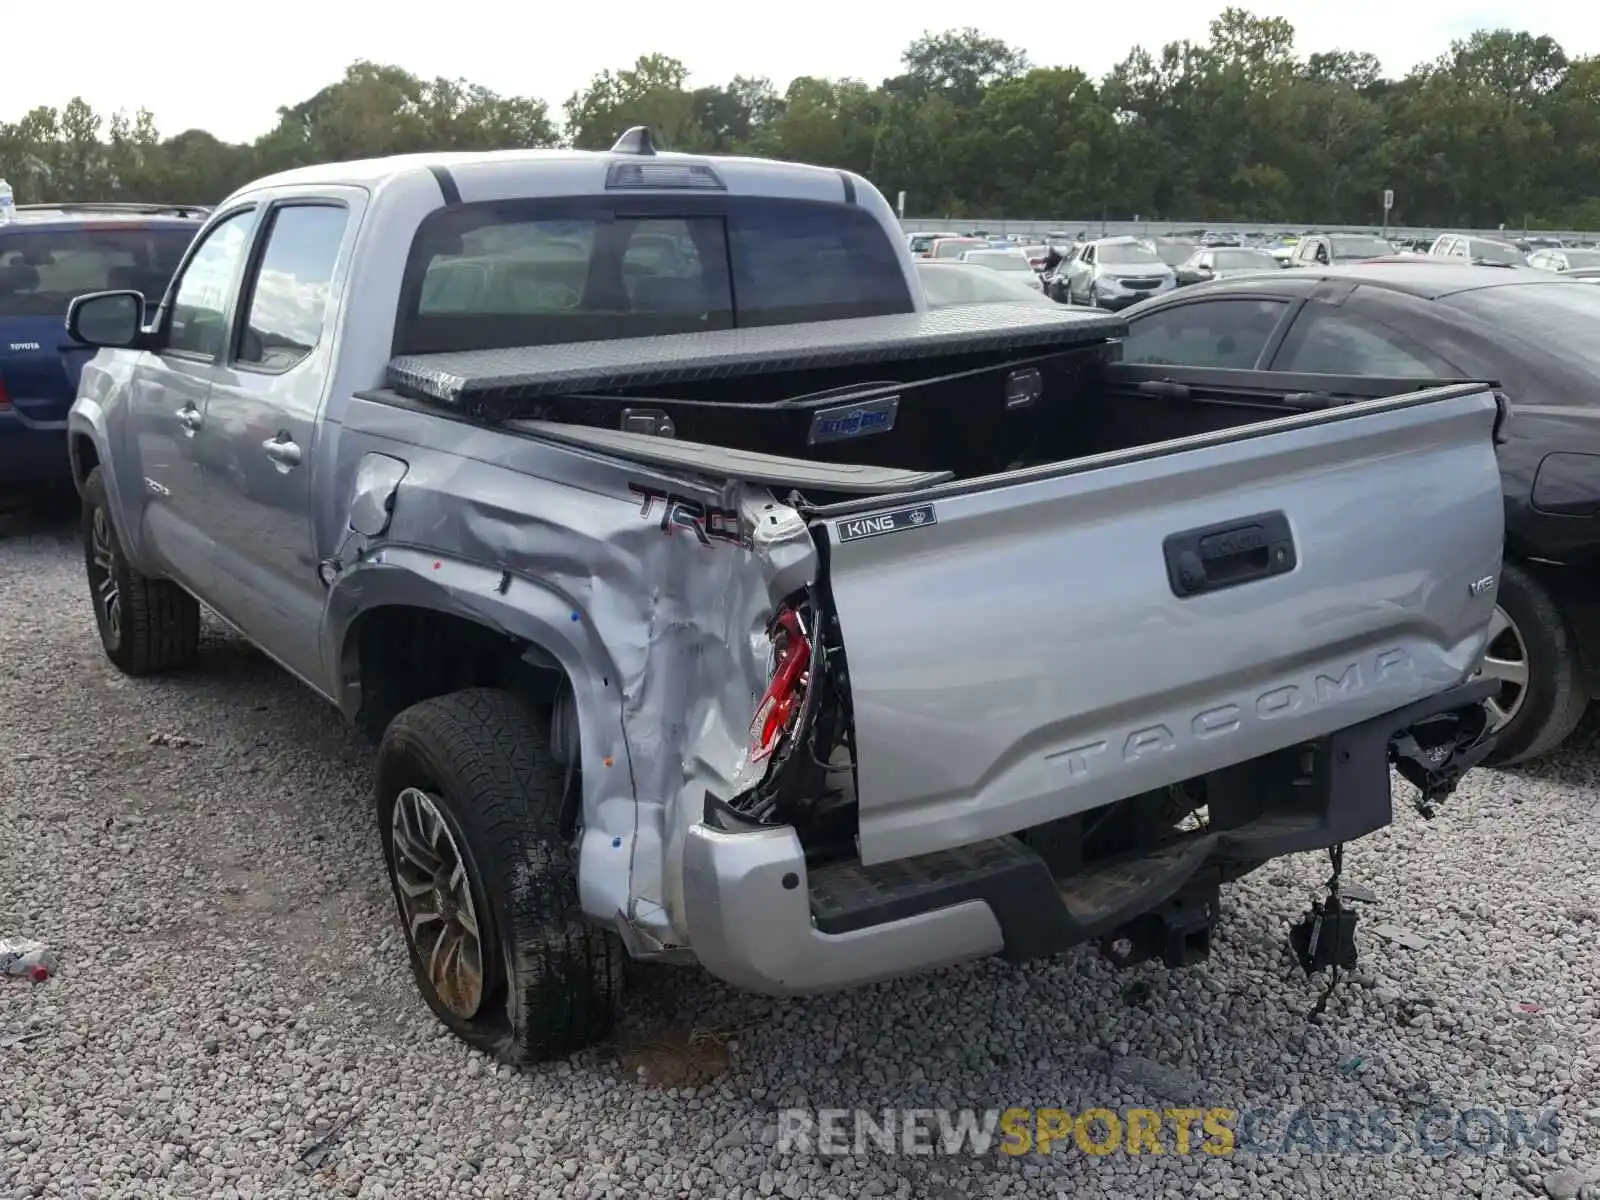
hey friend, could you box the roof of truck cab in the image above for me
[236,147,863,198]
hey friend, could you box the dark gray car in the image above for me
[1174,246,1284,285]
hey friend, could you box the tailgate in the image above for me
[818,383,1505,865]
[0,316,93,424]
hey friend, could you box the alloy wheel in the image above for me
[390,787,487,1019]
[1479,604,1529,731]
[88,508,121,643]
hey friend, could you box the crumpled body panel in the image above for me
[322,396,816,951]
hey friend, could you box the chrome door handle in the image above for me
[176,406,203,431]
[262,437,301,467]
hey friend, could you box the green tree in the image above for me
[563,54,698,150]
[6,19,1600,228]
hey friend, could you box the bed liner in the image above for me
[387,303,1126,417]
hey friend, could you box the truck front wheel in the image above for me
[80,467,200,675]
[375,687,625,1063]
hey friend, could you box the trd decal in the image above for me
[629,483,750,549]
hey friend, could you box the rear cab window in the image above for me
[395,197,913,355]
[0,224,195,317]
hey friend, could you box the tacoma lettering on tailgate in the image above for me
[1045,648,1416,780]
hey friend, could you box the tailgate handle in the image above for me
[1164,511,1296,598]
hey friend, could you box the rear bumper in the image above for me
[681,680,1495,995]
[0,410,71,493]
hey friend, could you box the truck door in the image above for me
[129,206,260,601]
[201,197,357,689]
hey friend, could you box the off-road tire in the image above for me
[375,688,625,1063]
[81,467,200,675]
[1484,561,1589,766]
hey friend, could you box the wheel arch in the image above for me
[324,556,630,764]
[325,553,642,929]
[69,431,100,493]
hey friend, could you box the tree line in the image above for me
[3,9,1597,229]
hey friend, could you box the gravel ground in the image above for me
[3,509,1600,1200]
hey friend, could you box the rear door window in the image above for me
[1270,305,1449,376]
[0,225,195,316]
[235,204,349,372]
[398,198,913,355]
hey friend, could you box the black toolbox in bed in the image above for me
[386,304,1126,474]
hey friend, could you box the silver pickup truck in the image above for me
[64,133,1504,1062]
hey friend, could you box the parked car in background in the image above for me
[1174,246,1282,285]
[1019,244,1051,270]
[1527,248,1600,274]
[907,231,962,258]
[1050,236,1176,308]
[927,236,989,261]
[916,259,1056,307]
[1140,237,1200,272]
[1117,262,1600,764]
[1262,234,1301,259]
[1427,234,1526,266]
[959,247,1046,291]
[1285,233,1395,267]
[0,202,203,508]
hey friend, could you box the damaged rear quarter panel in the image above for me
[322,404,817,952]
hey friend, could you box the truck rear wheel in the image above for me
[81,467,200,675]
[375,687,625,1063]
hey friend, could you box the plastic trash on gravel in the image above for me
[0,938,59,980]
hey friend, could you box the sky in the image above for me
[6,0,1598,144]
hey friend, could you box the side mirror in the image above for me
[67,290,146,349]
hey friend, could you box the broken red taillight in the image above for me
[749,607,811,763]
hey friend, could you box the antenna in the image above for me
[610,126,659,156]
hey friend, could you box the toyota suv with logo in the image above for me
[0,202,203,508]
[64,131,1503,1063]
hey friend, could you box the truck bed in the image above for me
[357,351,1508,870]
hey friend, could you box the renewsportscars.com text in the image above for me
[776,1106,1563,1159]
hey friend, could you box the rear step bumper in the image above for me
[682,680,1495,996]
